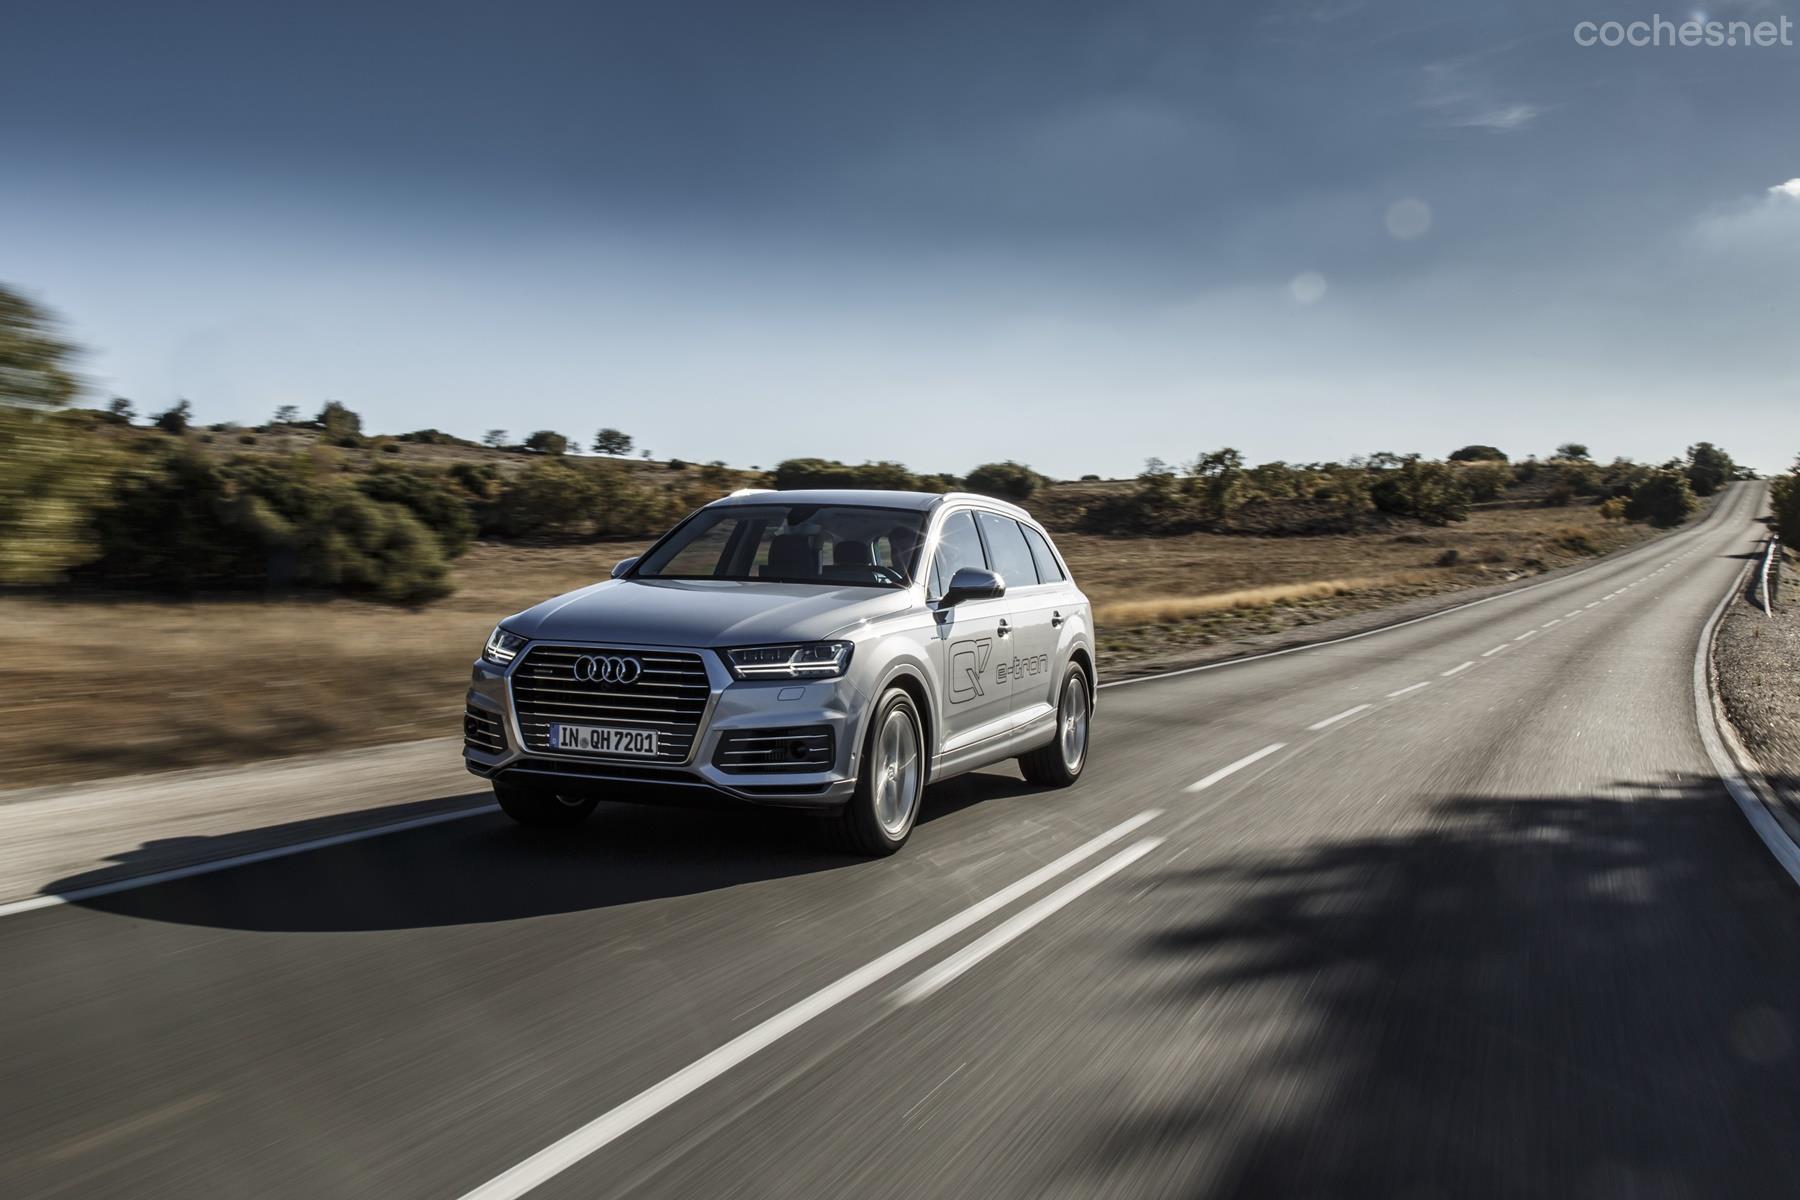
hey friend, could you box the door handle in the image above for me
[1050,611,1065,628]
[996,619,1011,638]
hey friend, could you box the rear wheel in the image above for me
[1019,664,1090,787]
[833,690,925,856]
[494,780,598,827]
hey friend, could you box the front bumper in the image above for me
[462,644,867,809]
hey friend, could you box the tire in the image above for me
[494,780,599,827]
[1019,664,1090,788]
[832,689,926,856]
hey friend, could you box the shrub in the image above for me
[237,433,257,445]
[773,458,939,491]
[491,460,601,538]
[1542,483,1574,507]
[1684,442,1734,497]
[1435,549,1462,566]
[152,399,192,435]
[1369,457,1471,526]
[317,400,363,446]
[1769,461,1799,545]
[1459,461,1512,502]
[355,464,478,556]
[1448,445,1508,463]
[1624,470,1697,528]
[964,461,1045,502]
[79,448,452,601]
[0,407,120,584]
[523,430,569,456]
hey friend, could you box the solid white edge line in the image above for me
[1441,661,1475,677]
[1307,704,1372,731]
[891,838,1166,1005]
[0,804,499,920]
[1692,550,1800,887]
[455,809,1164,1200]
[1184,743,1288,793]
[1386,682,1431,698]
[1094,496,1735,693]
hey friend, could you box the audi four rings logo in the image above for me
[572,655,643,684]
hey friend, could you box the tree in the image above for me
[0,285,80,408]
[964,461,1045,502]
[1770,458,1800,545]
[317,400,362,445]
[1684,442,1734,497]
[105,397,135,425]
[1554,442,1591,462]
[592,428,633,456]
[523,430,568,455]
[1448,445,1508,463]
[273,405,299,425]
[1624,470,1697,528]
[1185,447,1247,522]
[483,429,509,449]
[152,399,192,435]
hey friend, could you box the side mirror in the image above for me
[940,566,1005,607]
[611,557,639,579]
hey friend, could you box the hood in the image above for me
[503,578,915,648]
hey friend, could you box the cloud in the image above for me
[1450,102,1544,132]
[1692,180,1800,251]
[1770,179,1800,200]
[1420,51,1548,134]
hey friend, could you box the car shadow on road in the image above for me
[1048,775,1800,1198]
[41,770,1049,934]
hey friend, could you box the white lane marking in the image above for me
[1184,743,1287,793]
[1514,630,1538,641]
[1307,704,1371,731]
[1481,644,1510,657]
[1542,619,1562,628]
[454,811,1164,1200]
[1386,682,1431,698]
[1441,661,1475,677]
[0,804,499,920]
[891,838,1166,1006]
[1586,601,1601,608]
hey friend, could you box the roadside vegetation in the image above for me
[0,283,1758,784]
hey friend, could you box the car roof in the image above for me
[705,488,1033,520]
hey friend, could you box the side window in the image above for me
[1021,524,1066,583]
[930,509,987,597]
[974,510,1039,589]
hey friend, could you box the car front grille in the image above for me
[712,726,835,774]
[463,705,506,754]
[510,645,711,764]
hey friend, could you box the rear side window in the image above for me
[930,509,987,596]
[974,511,1038,590]
[1020,524,1066,582]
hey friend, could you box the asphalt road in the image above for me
[5,481,1797,1200]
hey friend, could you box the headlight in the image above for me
[723,641,854,680]
[483,626,527,665]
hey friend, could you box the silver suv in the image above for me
[464,489,1095,854]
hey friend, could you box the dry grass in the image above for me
[0,501,1656,789]
[1093,573,1433,626]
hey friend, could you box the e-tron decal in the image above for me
[949,637,993,704]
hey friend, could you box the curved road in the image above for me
[4,482,1798,1199]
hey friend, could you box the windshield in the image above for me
[634,504,927,587]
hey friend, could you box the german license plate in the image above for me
[549,724,659,757]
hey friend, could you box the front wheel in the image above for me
[833,690,925,856]
[1019,665,1090,787]
[494,780,599,827]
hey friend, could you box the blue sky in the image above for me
[4,0,1797,475]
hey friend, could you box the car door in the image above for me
[974,511,1058,728]
[928,507,1014,752]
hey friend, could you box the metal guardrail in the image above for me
[1759,535,1781,616]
